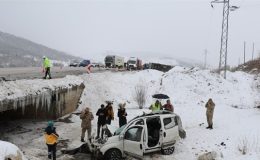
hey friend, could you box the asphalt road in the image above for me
[0,67,106,81]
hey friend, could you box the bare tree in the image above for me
[133,83,148,109]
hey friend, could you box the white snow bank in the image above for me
[0,140,26,160]
[78,69,163,112]
[0,75,83,101]
[163,67,256,108]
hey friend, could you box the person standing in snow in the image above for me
[42,56,52,79]
[149,100,162,112]
[44,121,59,160]
[105,102,114,125]
[205,98,215,129]
[117,103,127,127]
[80,107,94,142]
[96,104,106,139]
[162,100,174,112]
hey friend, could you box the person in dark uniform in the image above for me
[96,104,106,139]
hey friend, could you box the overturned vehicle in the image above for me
[92,110,186,159]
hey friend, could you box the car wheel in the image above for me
[161,146,175,155]
[104,149,122,160]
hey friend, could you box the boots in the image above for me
[81,138,85,142]
[206,125,213,129]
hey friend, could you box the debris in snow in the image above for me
[197,151,218,160]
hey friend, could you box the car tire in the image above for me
[161,146,175,155]
[104,149,122,160]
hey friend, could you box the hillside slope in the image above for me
[0,31,80,67]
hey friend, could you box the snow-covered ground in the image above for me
[0,140,26,160]
[1,67,260,160]
[0,75,83,101]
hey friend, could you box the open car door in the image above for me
[123,126,144,159]
[162,116,179,147]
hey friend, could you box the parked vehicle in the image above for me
[69,60,80,67]
[105,55,124,68]
[79,60,91,67]
[143,63,150,70]
[93,110,186,159]
[136,59,143,70]
[127,57,137,70]
[90,63,105,68]
[127,57,143,70]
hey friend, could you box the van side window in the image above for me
[163,117,176,129]
[125,127,143,142]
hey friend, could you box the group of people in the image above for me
[79,101,127,142]
[149,99,174,112]
[44,98,215,160]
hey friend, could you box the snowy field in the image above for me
[1,67,260,160]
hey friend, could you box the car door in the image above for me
[123,126,144,159]
[162,116,179,147]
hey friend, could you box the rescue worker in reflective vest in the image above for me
[44,121,59,160]
[149,100,162,112]
[43,56,52,79]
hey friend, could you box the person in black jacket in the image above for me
[96,104,106,139]
[117,103,127,127]
[44,121,59,160]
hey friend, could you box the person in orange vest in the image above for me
[44,121,59,160]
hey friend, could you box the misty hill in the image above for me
[0,31,80,68]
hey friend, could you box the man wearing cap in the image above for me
[42,56,52,79]
[44,121,59,160]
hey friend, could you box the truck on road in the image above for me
[105,55,124,68]
[127,57,143,70]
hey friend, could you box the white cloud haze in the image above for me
[0,0,260,66]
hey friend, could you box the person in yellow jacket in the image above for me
[149,100,162,112]
[44,121,59,160]
[42,56,52,79]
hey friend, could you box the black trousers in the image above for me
[97,123,105,139]
[47,143,56,160]
[44,67,52,79]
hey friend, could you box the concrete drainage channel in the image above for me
[0,76,94,159]
[0,84,85,120]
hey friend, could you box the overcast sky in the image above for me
[0,0,259,67]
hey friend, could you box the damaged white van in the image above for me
[93,110,186,160]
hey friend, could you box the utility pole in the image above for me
[204,49,208,69]
[252,42,255,60]
[211,0,239,79]
[244,41,246,64]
